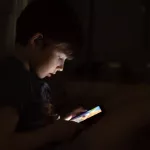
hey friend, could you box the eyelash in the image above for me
[58,57,63,62]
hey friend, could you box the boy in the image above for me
[0,0,83,150]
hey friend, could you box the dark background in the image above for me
[65,0,150,84]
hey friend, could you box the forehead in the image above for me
[44,42,72,59]
[47,49,67,60]
[54,50,67,58]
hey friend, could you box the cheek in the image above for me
[45,58,58,71]
[36,57,52,73]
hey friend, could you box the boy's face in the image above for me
[29,41,68,79]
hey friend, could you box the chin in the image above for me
[37,73,45,79]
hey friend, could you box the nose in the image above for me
[57,65,64,72]
[58,68,63,72]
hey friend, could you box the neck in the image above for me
[14,44,30,71]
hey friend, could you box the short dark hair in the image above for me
[16,0,82,56]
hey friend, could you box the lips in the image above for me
[47,72,56,77]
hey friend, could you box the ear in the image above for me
[29,33,44,48]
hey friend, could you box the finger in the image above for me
[73,107,87,114]
[64,115,73,121]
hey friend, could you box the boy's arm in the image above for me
[0,106,80,150]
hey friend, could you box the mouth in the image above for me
[47,73,56,77]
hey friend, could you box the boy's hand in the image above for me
[65,107,87,121]
[51,120,83,142]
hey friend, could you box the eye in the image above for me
[58,56,62,60]
[58,56,64,63]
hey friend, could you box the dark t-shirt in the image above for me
[0,57,53,132]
